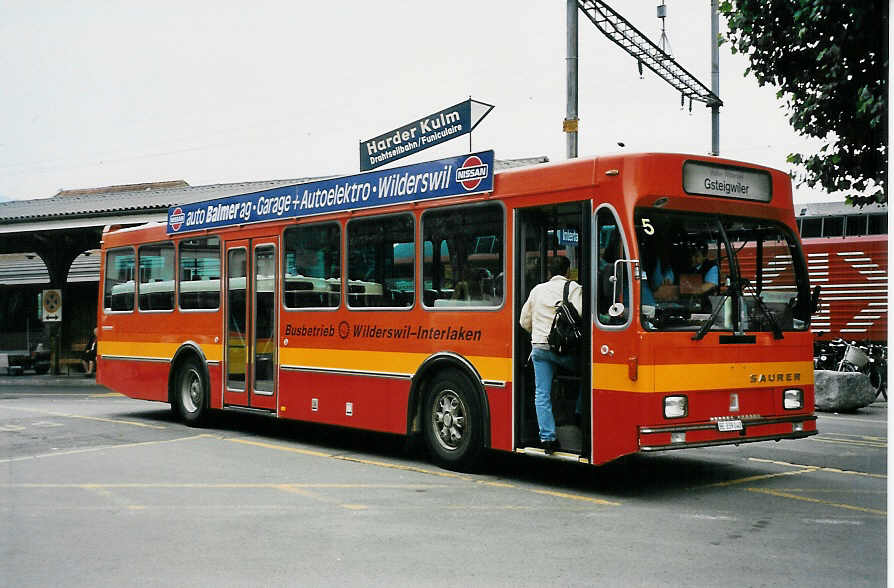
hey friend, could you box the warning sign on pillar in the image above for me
[42,289,62,322]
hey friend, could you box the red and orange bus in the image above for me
[98,151,818,468]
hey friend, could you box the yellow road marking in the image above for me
[274,483,366,510]
[703,468,818,488]
[223,437,333,459]
[223,437,475,481]
[83,484,147,511]
[748,458,887,479]
[768,488,887,495]
[819,414,888,425]
[2,482,450,489]
[0,405,167,429]
[819,432,887,441]
[812,437,887,449]
[529,489,621,506]
[0,434,211,464]
[746,487,886,516]
[222,436,618,507]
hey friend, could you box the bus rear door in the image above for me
[224,237,279,412]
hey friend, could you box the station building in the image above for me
[0,157,547,372]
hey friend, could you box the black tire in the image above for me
[173,357,208,426]
[423,369,484,470]
[34,366,49,375]
[868,367,886,400]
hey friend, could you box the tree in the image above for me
[719,1,887,206]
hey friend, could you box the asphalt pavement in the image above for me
[0,372,104,388]
[1,372,887,587]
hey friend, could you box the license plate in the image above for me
[717,419,743,432]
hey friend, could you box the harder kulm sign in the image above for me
[360,99,494,171]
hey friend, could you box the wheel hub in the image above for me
[182,369,201,413]
[432,389,466,451]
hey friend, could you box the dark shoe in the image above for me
[542,439,561,455]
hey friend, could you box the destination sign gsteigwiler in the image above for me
[166,150,494,234]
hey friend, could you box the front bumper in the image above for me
[638,414,817,452]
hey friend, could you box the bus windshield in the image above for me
[635,209,811,335]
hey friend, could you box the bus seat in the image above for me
[423,289,439,307]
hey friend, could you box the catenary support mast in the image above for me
[572,1,722,156]
[566,0,579,159]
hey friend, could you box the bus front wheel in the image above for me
[174,357,207,426]
[423,369,483,470]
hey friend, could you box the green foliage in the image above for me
[720,1,887,206]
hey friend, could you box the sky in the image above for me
[0,1,840,203]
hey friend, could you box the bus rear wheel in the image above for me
[423,369,483,470]
[173,357,207,426]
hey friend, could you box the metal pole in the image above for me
[566,0,579,159]
[710,0,720,156]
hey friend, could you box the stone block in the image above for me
[814,370,876,412]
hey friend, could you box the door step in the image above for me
[517,446,588,463]
[222,405,276,416]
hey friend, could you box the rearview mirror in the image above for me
[609,259,636,320]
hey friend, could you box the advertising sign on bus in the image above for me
[167,150,495,234]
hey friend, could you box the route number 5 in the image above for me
[641,218,655,235]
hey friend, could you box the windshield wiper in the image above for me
[741,278,783,340]
[692,219,740,342]
[691,283,733,341]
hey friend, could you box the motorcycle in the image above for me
[828,338,887,401]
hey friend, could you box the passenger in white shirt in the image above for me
[519,256,582,454]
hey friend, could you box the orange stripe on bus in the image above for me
[99,341,223,362]
[279,347,512,382]
[593,361,813,392]
[100,341,511,381]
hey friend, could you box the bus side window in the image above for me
[868,213,887,235]
[178,236,220,310]
[596,207,629,326]
[347,214,414,309]
[138,242,175,311]
[422,203,503,308]
[104,248,135,312]
[822,216,844,237]
[283,223,341,309]
[799,218,821,238]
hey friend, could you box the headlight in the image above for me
[664,395,688,419]
[783,389,803,410]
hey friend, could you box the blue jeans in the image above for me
[530,347,577,442]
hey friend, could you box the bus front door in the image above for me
[224,238,279,412]
[514,201,591,457]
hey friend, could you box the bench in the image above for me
[59,342,87,374]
